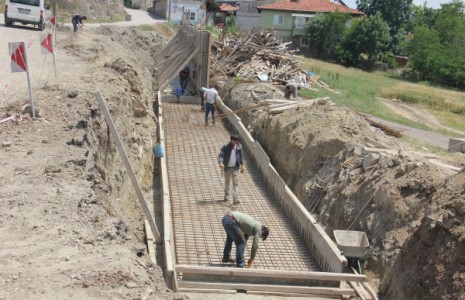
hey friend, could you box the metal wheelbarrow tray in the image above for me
[333,230,369,259]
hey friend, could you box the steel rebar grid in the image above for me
[164,103,321,271]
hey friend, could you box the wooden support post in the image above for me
[95,92,162,243]
[145,219,157,264]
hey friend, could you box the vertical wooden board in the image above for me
[145,220,157,265]
[95,92,161,243]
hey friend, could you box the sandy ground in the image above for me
[0,13,180,300]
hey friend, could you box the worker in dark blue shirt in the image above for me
[72,15,87,32]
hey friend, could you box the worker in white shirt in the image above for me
[203,87,220,126]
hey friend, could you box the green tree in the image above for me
[406,25,442,79]
[339,12,391,63]
[406,1,465,87]
[357,0,413,50]
[405,4,439,32]
[305,14,330,58]
[304,12,350,58]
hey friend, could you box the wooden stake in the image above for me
[95,92,162,243]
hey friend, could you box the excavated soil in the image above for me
[221,82,465,299]
[0,27,186,299]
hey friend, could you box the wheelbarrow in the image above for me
[333,230,369,274]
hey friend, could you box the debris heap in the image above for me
[211,28,305,84]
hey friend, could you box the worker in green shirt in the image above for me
[221,211,269,268]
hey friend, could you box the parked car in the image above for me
[4,0,51,31]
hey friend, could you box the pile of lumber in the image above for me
[211,28,306,84]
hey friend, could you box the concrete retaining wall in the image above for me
[448,138,465,153]
[217,99,347,273]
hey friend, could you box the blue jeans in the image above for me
[205,103,215,124]
[222,214,246,267]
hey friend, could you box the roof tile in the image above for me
[258,0,362,15]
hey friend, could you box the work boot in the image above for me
[221,257,235,263]
[233,199,240,205]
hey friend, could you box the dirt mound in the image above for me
[222,82,465,298]
[380,171,465,300]
[0,27,182,299]
[56,0,124,18]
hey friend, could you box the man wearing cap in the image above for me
[221,211,269,268]
[218,135,244,205]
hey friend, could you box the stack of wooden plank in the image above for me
[211,28,306,84]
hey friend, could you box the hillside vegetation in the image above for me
[300,58,465,135]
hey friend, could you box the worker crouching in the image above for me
[222,211,269,268]
[284,81,299,99]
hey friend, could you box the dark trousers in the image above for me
[222,214,246,267]
[200,95,205,111]
[72,20,78,32]
[180,76,188,92]
[205,103,215,124]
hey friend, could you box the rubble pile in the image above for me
[211,28,305,84]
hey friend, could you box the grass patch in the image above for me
[299,57,465,134]
[130,23,179,38]
[380,82,465,113]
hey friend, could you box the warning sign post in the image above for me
[50,16,57,44]
[40,33,57,78]
[8,42,36,118]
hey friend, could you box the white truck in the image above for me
[4,0,51,31]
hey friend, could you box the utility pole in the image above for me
[53,0,56,16]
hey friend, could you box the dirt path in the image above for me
[380,97,464,136]
[368,115,452,150]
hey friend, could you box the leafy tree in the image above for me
[304,12,350,58]
[305,14,330,58]
[406,1,465,87]
[357,0,413,50]
[406,25,442,79]
[405,4,439,32]
[339,12,391,63]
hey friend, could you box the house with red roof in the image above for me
[257,0,362,38]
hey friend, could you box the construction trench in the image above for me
[148,25,377,299]
[3,19,464,300]
[80,24,464,300]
